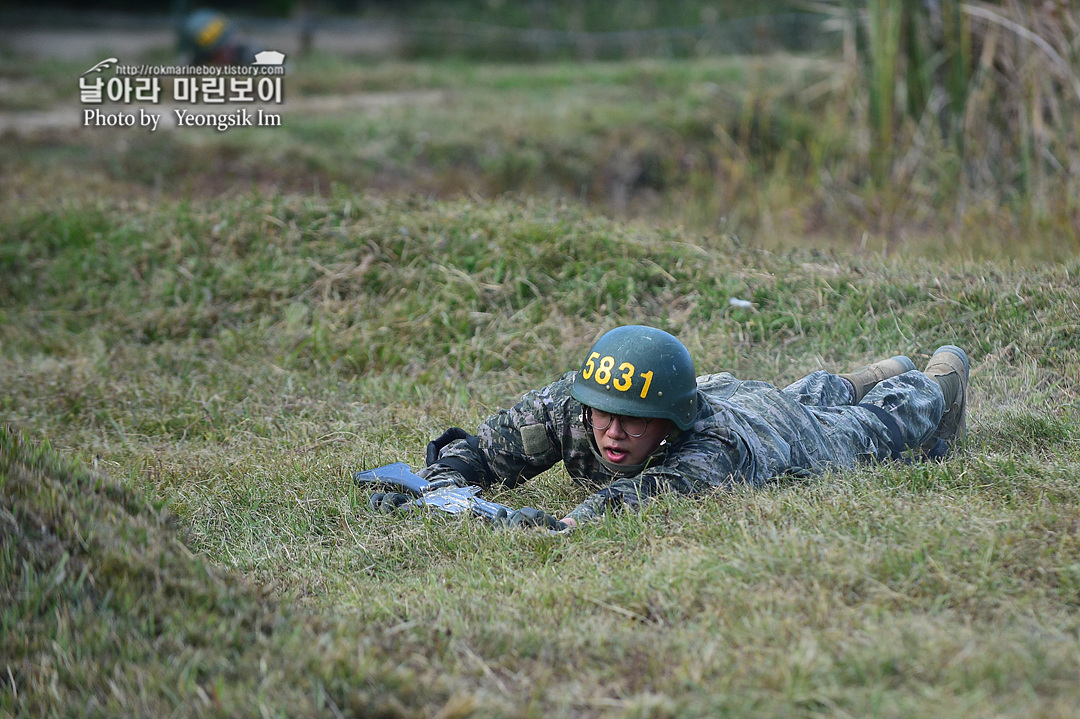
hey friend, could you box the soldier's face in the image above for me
[591,413,673,466]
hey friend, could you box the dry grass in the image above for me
[3,186,1080,717]
[3,20,1080,716]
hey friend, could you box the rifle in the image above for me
[353,462,514,522]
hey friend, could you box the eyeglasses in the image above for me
[585,408,651,438]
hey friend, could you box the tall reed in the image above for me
[831,0,1079,233]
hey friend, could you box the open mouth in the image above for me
[603,446,629,463]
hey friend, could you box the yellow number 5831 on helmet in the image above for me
[570,325,698,430]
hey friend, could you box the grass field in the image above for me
[3,37,1080,719]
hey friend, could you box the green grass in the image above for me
[3,31,1080,717]
[2,187,1080,717]
[0,428,451,718]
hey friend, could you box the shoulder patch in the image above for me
[520,423,551,456]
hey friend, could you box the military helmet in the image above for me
[570,325,698,430]
[181,9,235,55]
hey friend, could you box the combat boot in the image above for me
[840,355,917,403]
[922,345,970,455]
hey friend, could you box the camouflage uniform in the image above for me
[425,369,945,525]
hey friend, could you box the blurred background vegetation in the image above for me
[9,0,809,25]
[2,1,1078,256]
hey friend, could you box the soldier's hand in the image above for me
[366,465,468,515]
[367,491,414,514]
[417,465,467,488]
[506,506,568,531]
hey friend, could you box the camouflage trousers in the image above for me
[783,369,946,466]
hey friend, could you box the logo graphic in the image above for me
[253,50,286,66]
[82,58,118,75]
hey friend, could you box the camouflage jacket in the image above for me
[427,370,892,525]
